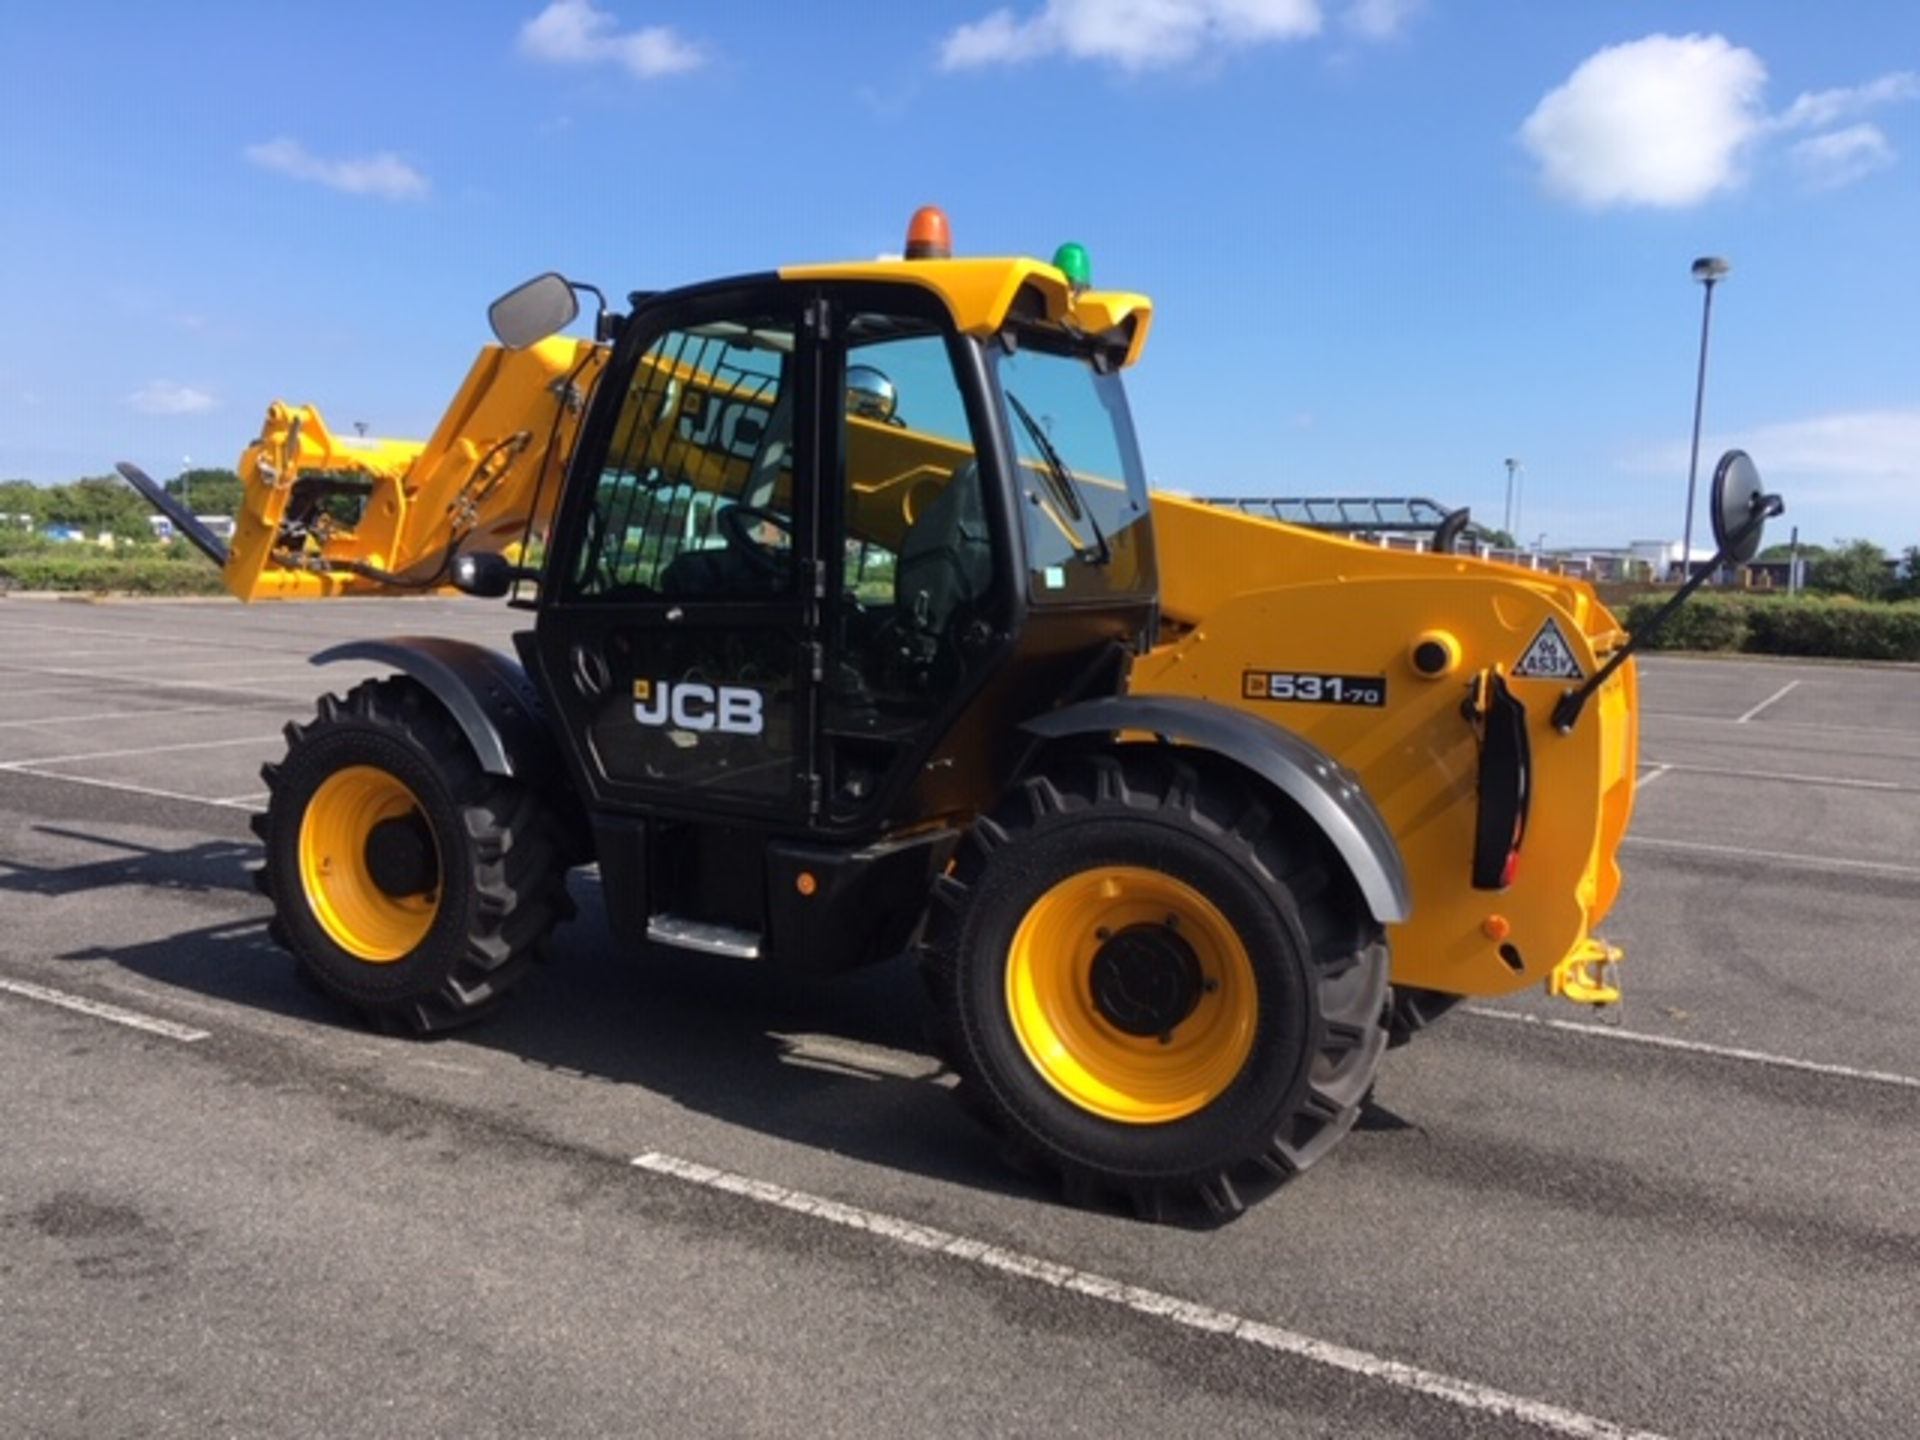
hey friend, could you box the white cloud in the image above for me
[1519,34,1766,210]
[1791,124,1897,191]
[1522,40,1920,209]
[244,137,430,201]
[1743,408,1920,486]
[127,382,216,417]
[1628,406,1920,528]
[518,0,704,79]
[1343,0,1420,41]
[1771,72,1916,192]
[1773,72,1920,132]
[940,0,1323,72]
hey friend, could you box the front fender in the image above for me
[1020,695,1411,925]
[312,636,559,784]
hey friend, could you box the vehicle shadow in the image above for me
[1,824,258,900]
[35,836,1035,1207]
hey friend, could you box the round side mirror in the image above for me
[846,364,898,423]
[451,551,523,599]
[1709,450,1769,564]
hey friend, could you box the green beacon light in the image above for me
[1052,241,1091,292]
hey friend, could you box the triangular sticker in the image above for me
[1513,617,1585,681]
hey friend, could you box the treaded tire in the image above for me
[252,676,572,1033]
[923,751,1389,1221]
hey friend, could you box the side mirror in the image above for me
[489,273,580,350]
[1551,449,1783,733]
[1709,449,1775,564]
[450,550,534,599]
[846,364,898,423]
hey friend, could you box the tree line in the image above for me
[0,470,242,541]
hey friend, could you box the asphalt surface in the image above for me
[1,594,1915,1439]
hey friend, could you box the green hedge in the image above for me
[0,552,230,597]
[1622,592,1920,662]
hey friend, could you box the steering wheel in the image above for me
[719,503,794,577]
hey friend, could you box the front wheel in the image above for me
[923,752,1388,1220]
[253,677,571,1033]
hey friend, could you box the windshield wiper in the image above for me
[1005,390,1109,565]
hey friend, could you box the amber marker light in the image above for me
[1482,915,1511,941]
[904,206,952,260]
[796,872,819,897]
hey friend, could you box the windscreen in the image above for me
[992,337,1154,605]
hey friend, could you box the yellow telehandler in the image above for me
[119,207,1780,1219]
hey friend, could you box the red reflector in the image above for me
[1500,849,1519,887]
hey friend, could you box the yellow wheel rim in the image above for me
[1006,866,1256,1124]
[298,766,439,962]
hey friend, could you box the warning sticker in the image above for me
[1513,617,1585,681]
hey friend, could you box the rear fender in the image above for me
[1020,695,1410,925]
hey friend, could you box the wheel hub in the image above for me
[1089,923,1205,1039]
[363,813,438,899]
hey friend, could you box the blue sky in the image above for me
[3,1,1915,554]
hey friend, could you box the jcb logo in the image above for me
[633,678,765,735]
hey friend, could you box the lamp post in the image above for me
[1680,256,1729,579]
[1503,456,1521,539]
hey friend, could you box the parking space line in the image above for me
[1640,710,1917,742]
[1465,1008,1920,1089]
[1622,834,1920,879]
[0,704,278,731]
[1637,761,1909,793]
[0,766,258,809]
[0,976,210,1042]
[632,1151,1668,1440]
[2,735,274,768]
[1736,680,1800,724]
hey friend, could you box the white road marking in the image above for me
[1622,833,1920,879]
[0,703,270,730]
[1736,680,1800,724]
[0,766,258,809]
[631,1150,1672,1440]
[2,734,272,768]
[1640,709,1914,742]
[1634,761,1907,793]
[1463,1008,1920,1090]
[0,976,210,1042]
[1633,764,1671,790]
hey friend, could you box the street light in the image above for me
[1503,457,1522,538]
[1680,256,1729,579]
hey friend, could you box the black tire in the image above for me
[252,676,572,1033]
[923,751,1389,1221]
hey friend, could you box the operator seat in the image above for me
[893,460,992,683]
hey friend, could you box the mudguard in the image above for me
[311,636,561,785]
[1020,694,1411,925]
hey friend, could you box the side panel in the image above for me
[1136,494,1638,1000]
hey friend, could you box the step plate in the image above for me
[646,915,763,960]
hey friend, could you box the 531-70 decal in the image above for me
[1242,670,1387,707]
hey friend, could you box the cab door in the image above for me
[532,285,822,823]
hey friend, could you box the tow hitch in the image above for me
[1548,938,1622,1008]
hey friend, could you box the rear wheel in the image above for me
[924,752,1388,1220]
[253,677,571,1033]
